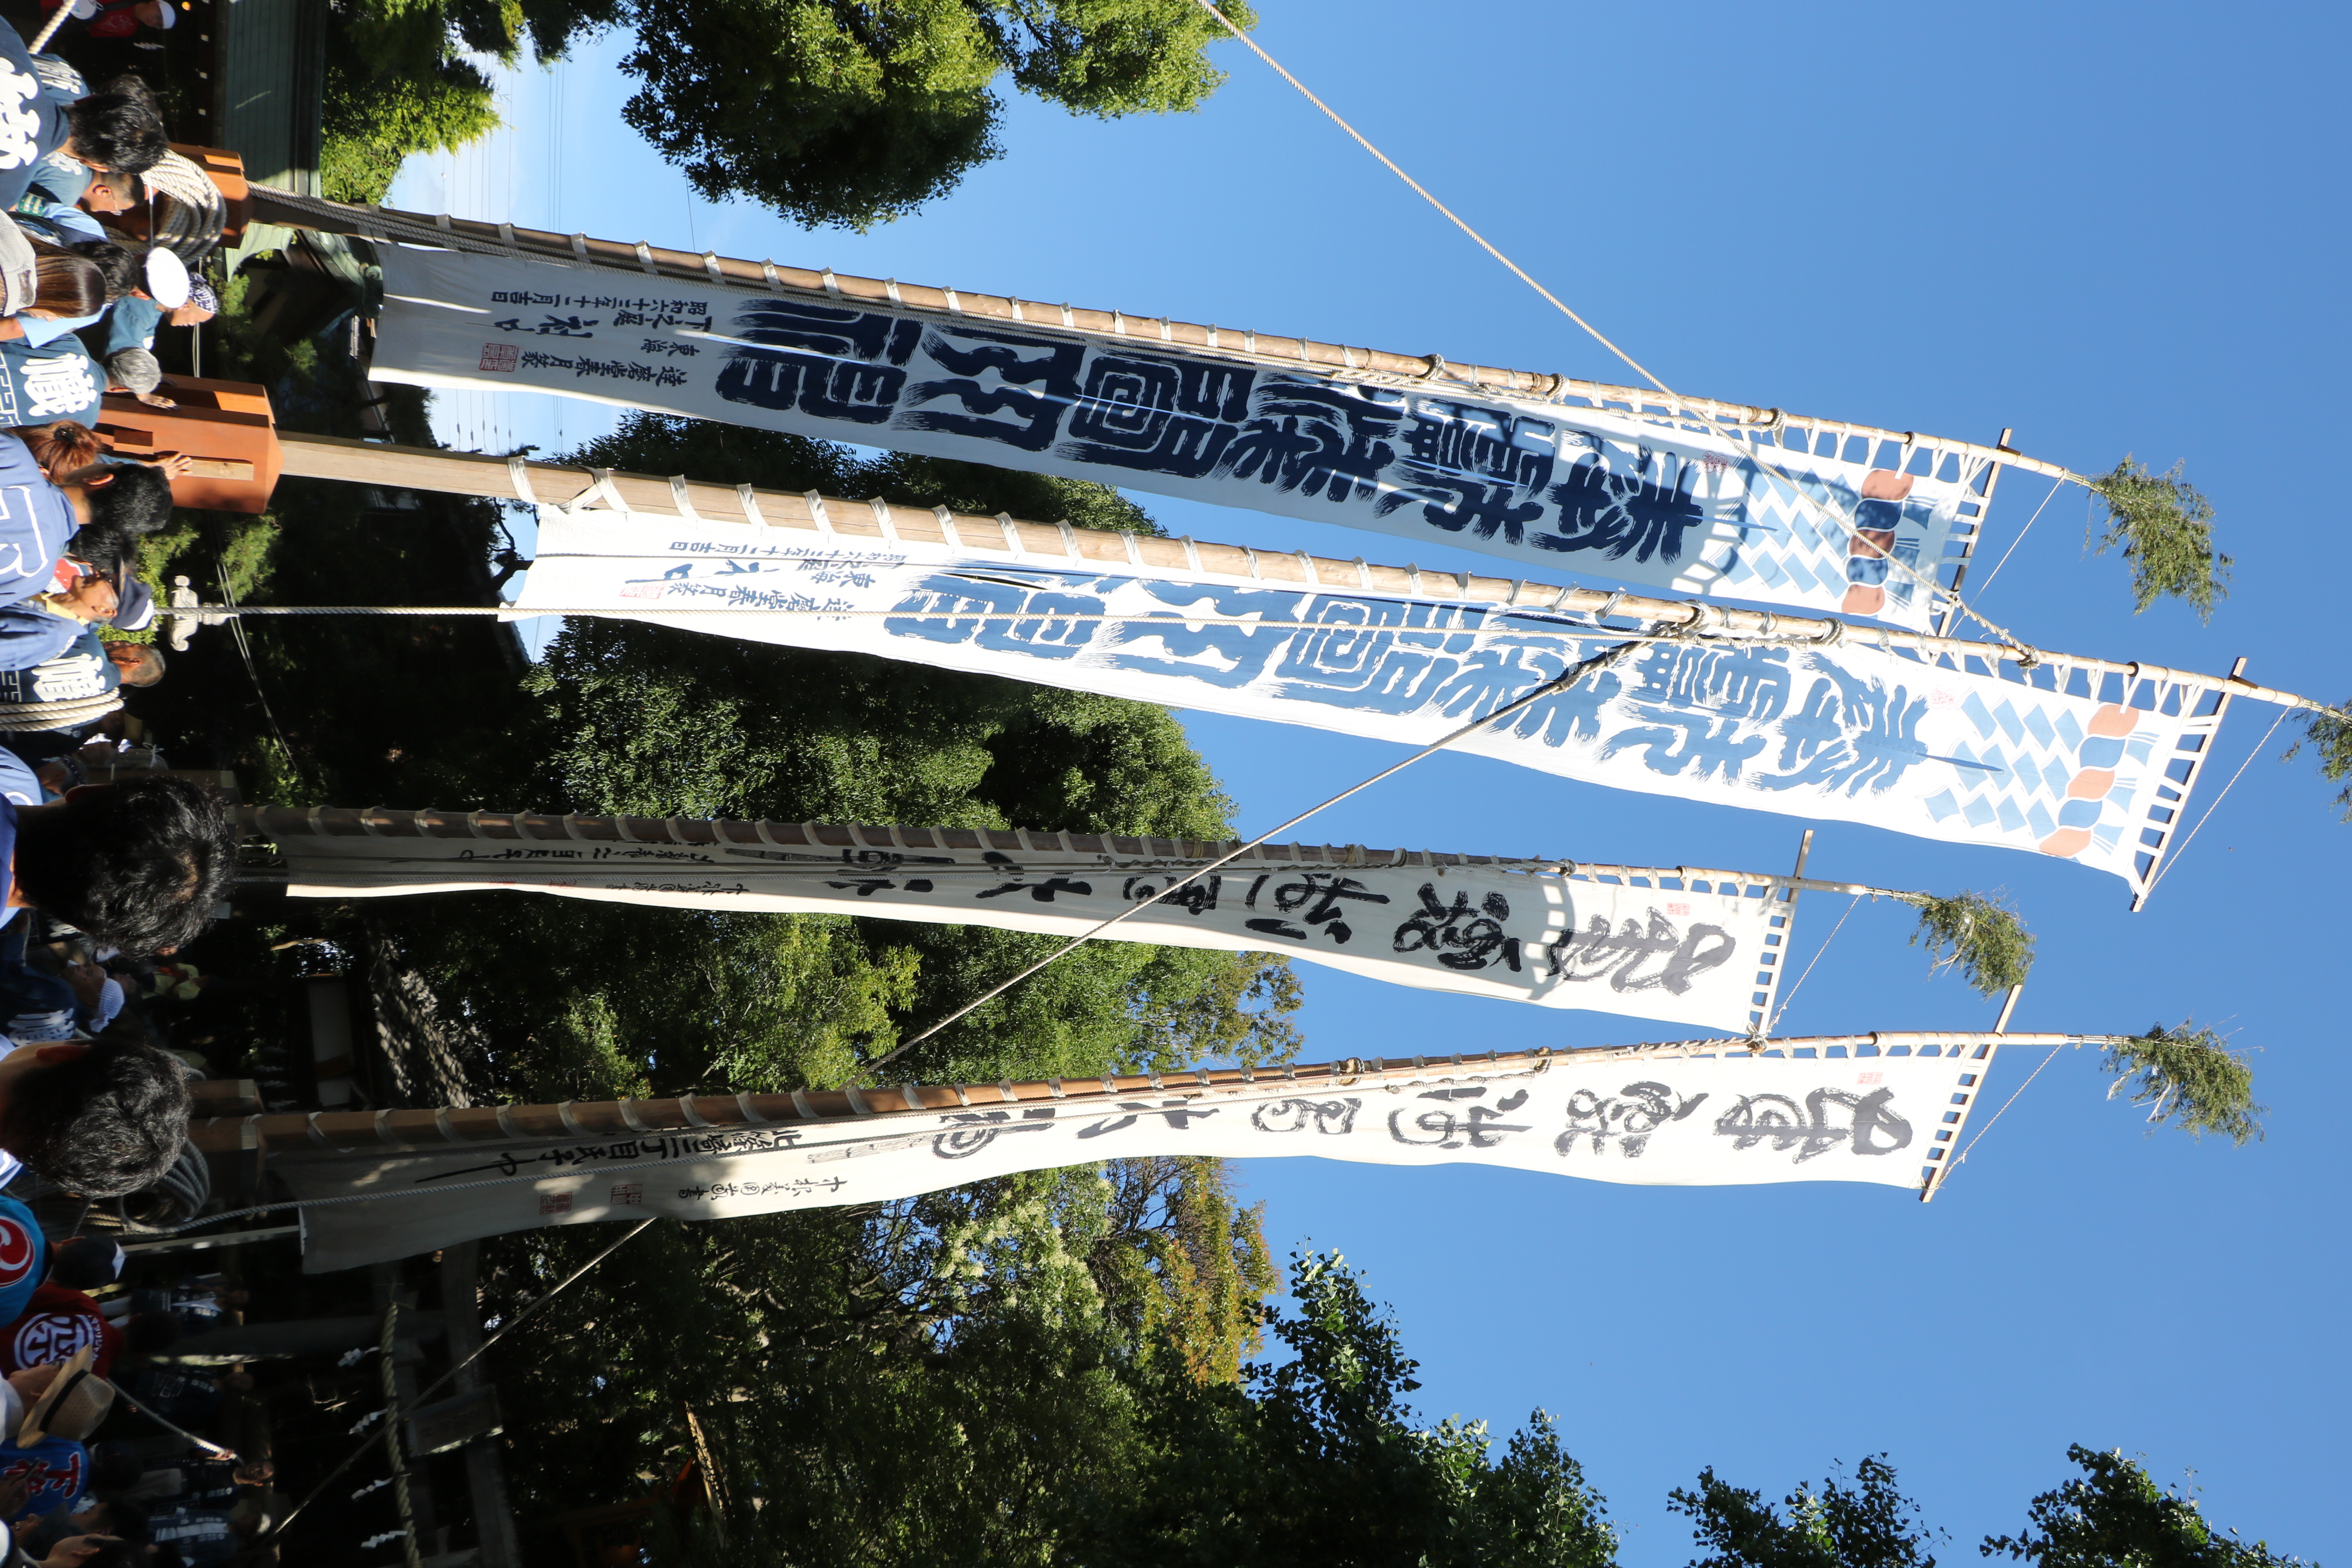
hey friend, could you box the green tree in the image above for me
[1985,1446,2310,1568]
[1671,1457,1941,1568]
[618,0,1257,228]
[332,414,1302,1099]
[491,1157,1278,1557]
[320,3,502,204]
[1065,1250,1620,1567]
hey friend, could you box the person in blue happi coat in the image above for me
[0,22,167,211]
[0,424,172,624]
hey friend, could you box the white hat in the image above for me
[142,246,188,309]
[151,1,178,28]
[0,216,35,319]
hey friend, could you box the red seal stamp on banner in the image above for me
[479,343,520,373]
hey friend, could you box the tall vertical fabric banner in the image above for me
[283,1048,1993,1270]
[373,244,1985,630]
[514,511,2217,895]
[263,813,1796,1034]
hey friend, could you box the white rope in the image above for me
[1768,894,1859,1032]
[1965,472,2067,600]
[2135,706,2291,904]
[24,4,73,54]
[505,454,539,508]
[1945,1042,2069,1180]
[1187,0,2046,658]
[859,641,1645,1076]
[1188,1,1667,395]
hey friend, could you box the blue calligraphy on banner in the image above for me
[376,244,2001,632]
[1064,353,1255,476]
[716,300,920,426]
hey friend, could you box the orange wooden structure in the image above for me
[95,380,283,514]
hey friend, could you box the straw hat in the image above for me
[18,1346,113,1445]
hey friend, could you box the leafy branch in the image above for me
[2285,703,2352,819]
[2102,1023,2263,1145]
[1903,890,2035,995]
[2085,456,2230,620]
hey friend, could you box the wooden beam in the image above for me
[186,1033,2117,1156]
[273,433,2318,714]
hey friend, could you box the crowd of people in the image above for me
[0,7,252,1562]
[0,1,216,428]
[0,1219,279,1568]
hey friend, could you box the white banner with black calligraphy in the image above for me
[374,244,1985,629]
[286,1050,1985,1270]
[513,511,2213,893]
[275,820,1792,1034]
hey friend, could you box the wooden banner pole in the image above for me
[270,435,2316,716]
[186,1032,2122,1158]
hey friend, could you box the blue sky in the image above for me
[388,3,2349,1557]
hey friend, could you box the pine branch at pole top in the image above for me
[272,433,2331,719]
[185,1030,2133,1158]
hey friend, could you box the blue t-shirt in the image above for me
[0,335,98,426]
[27,54,82,109]
[0,623,112,700]
[18,309,97,349]
[101,292,161,356]
[7,196,100,246]
[22,149,85,208]
[0,434,73,605]
[0,604,83,676]
[0,31,73,211]
[0,752,31,807]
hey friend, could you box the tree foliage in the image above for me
[2085,458,2230,620]
[363,412,1309,1094]
[1905,890,2036,995]
[2101,1024,2263,1145]
[1057,1249,1620,1568]
[616,0,1254,227]
[1985,1445,2310,1568]
[1671,1456,1941,1568]
[494,1159,1278,1556]
[321,1,502,204]
[2283,702,2352,819]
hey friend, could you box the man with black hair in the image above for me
[10,775,233,953]
[64,170,131,218]
[0,1028,187,1196]
[0,18,163,208]
[15,80,165,213]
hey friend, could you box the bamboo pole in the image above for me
[187,1032,2121,1157]
[274,433,2325,714]
[238,805,1943,906]
[253,188,2071,486]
